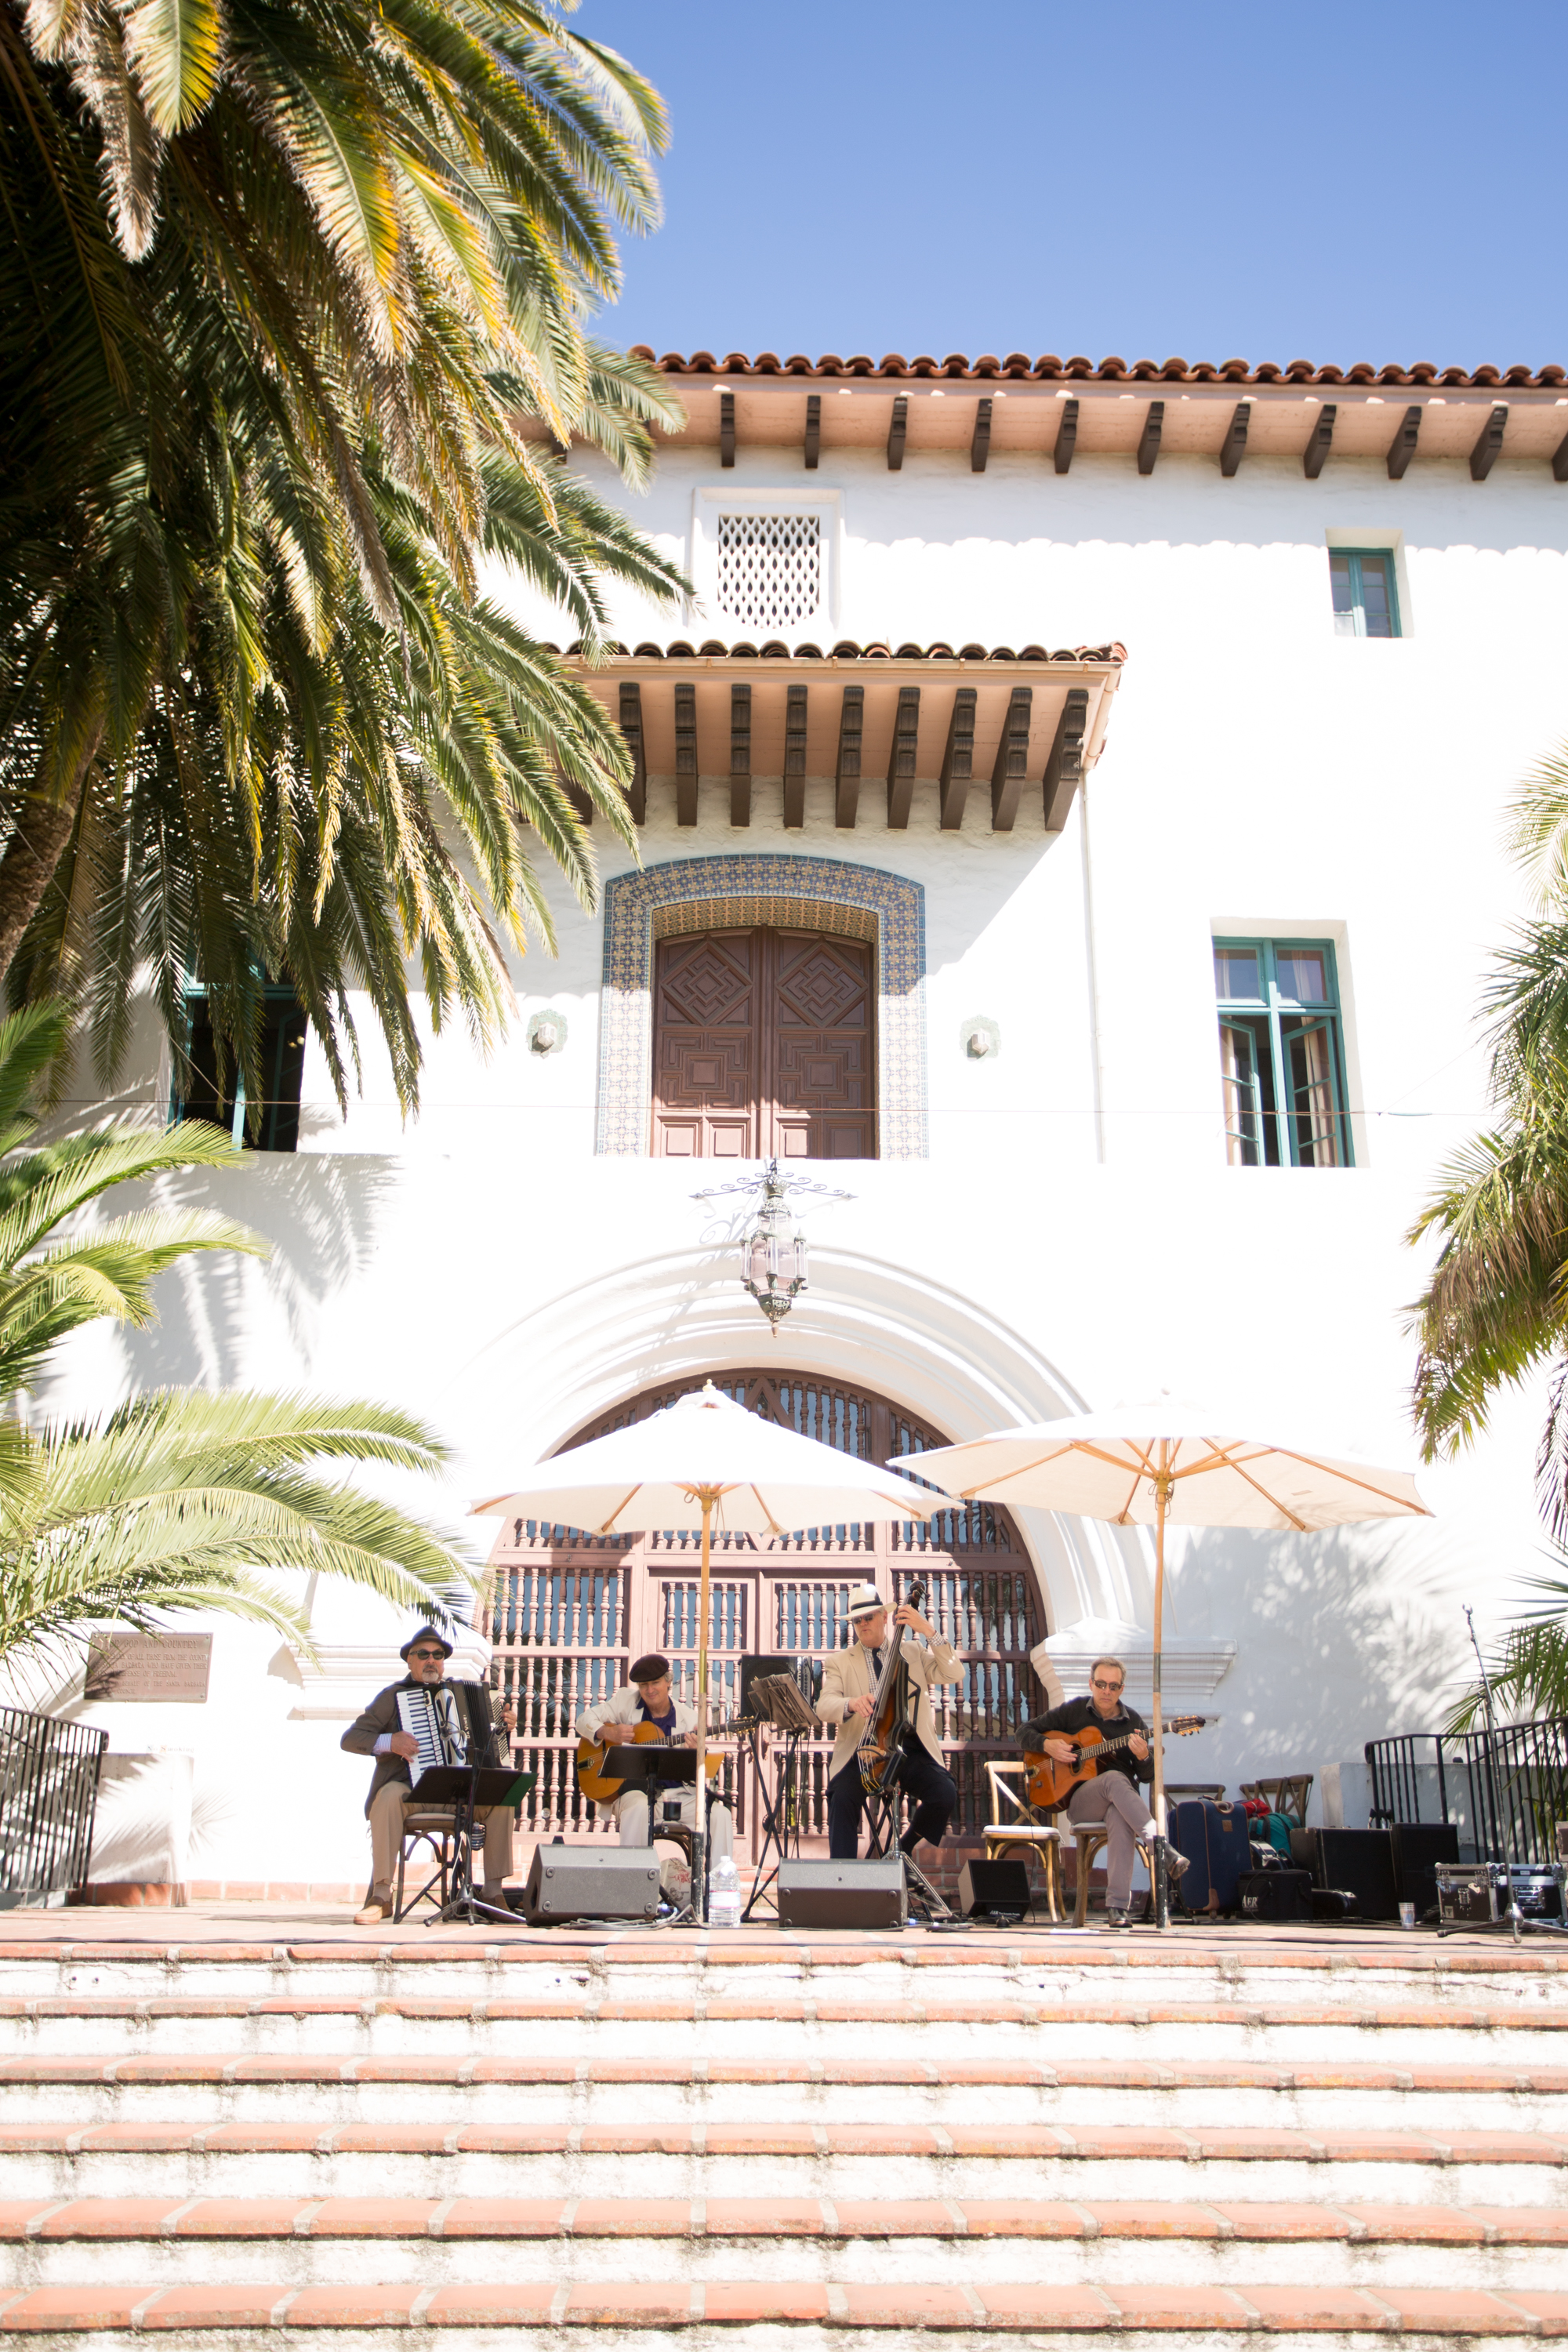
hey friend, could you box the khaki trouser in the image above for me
[1066,1773,1157,1912]
[614,1786,734,1860]
[368,1782,514,1893]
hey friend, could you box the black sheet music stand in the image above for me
[742,1673,821,1922]
[407,1764,535,1927]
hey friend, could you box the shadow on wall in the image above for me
[115,1153,398,1391]
[1174,1523,1475,1764]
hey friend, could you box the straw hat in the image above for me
[845,1584,887,1621]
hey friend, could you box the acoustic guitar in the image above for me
[575,1719,731,1806]
[1024,1715,1209,1811]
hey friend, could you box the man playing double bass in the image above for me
[817,1583,961,1862]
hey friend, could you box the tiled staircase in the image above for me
[0,1927,1565,2344]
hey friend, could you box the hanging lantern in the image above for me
[739,1162,809,1331]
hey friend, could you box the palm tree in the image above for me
[0,0,685,1105]
[0,999,473,1684]
[1410,747,1568,1713]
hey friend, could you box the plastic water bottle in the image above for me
[708,1855,742,1928]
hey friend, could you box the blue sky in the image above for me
[579,1,1565,374]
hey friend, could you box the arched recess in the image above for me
[479,1365,1045,1853]
[597,855,927,1158]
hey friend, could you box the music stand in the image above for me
[408,1764,535,1927]
[742,1673,821,1922]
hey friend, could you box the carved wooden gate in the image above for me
[481,1369,1047,1851]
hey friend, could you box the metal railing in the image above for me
[1365,1719,1568,1867]
[0,1708,107,1904]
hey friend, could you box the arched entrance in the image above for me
[480,1367,1048,1853]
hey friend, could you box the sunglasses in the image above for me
[408,1649,445,1661]
[1091,1679,1123,1691]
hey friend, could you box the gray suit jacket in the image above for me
[341,1679,500,1818]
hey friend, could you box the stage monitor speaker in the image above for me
[957,1858,1032,1920]
[524,1843,660,1925]
[776,1857,906,1931]
[1288,1827,1399,1921]
[1389,1822,1460,1918]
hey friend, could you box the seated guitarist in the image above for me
[576,1653,735,1867]
[1022,1657,1185,1927]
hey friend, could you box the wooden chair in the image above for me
[1240,1775,1313,1827]
[981,1762,1063,1922]
[1069,1822,1156,1927]
[393,1810,473,1924]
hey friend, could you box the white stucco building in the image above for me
[46,347,1568,1895]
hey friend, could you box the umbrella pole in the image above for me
[692,1490,712,1925]
[1151,1453,1169,1932]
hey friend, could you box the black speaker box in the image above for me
[776,1856,906,1930]
[1388,1822,1460,1917]
[1289,1827,1399,1921]
[957,1858,1033,1920]
[523,1843,660,1925]
[1239,1869,1313,1923]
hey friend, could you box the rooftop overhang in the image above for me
[528,352,1568,476]
[556,641,1124,833]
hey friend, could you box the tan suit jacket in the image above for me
[816,1632,961,1780]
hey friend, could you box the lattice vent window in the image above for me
[716,513,822,629]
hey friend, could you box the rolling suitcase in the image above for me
[1169,1798,1250,1915]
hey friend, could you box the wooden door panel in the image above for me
[765,931,876,1160]
[653,930,759,1158]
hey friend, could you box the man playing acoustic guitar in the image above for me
[1023,1657,1185,1928]
[576,1652,735,1867]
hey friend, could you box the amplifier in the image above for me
[1510,1864,1566,1922]
[523,1843,660,1925]
[956,1858,1032,1921]
[1289,1827,1399,1922]
[1388,1823,1460,1920]
[776,1857,906,1931]
[1436,1863,1504,1927]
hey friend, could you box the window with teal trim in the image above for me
[174,984,307,1152]
[1329,549,1399,637]
[1214,939,1352,1169]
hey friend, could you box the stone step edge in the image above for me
[0,2280,1565,2334]
[5,2057,1566,2092]
[5,2195,1568,2245]
[6,2124,1564,2163]
[2,1938,1560,1976]
[5,1997,1563,2029]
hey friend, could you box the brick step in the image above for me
[2,2277,1566,2341]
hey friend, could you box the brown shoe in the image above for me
[354,1888,393,1925]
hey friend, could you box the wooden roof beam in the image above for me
[675,681,698,825]
[1303,403,1336,479]
[719,391,735,468]
[804,394,820,471]
[990,687,1033,832]
[783,684,808,829]
[1388,405,1421,479]
[1137,401,1163,476]
[971,398,992,473]
[835,685,864,828]
[1054,397,1078,474]
[1554,427,1568,484]
[1043,687,1090,832]
[1219,401,1250,477]
[729,683,751,827]
[939,688,977,829]
[887,395,908,470]
[887,685,920,828]
[619,683,646,825]
[1471,403,1507,480]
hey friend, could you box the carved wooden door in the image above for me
[652,927,876,1159]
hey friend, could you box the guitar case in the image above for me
[1169,1797,1249,1915]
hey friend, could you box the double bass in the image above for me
[855,1578,928,1800]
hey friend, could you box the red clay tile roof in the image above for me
[550,640,1127,666]
[630,347,1563,391]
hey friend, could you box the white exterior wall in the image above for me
[31,434,1568,1887]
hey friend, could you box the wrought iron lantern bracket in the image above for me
[692,1158,855,1333]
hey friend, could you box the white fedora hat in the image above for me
[845,1583,887,1621]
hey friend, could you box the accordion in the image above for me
[396,1684,468,1781]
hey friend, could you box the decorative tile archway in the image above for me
[597,855,927,1157]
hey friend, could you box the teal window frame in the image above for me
[1214,937,1353,1170]
[172,979,307,1153]
[1329,547,1400,638]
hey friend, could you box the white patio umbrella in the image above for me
[892,1405,1430,1926]
[475,1383,949,1918]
